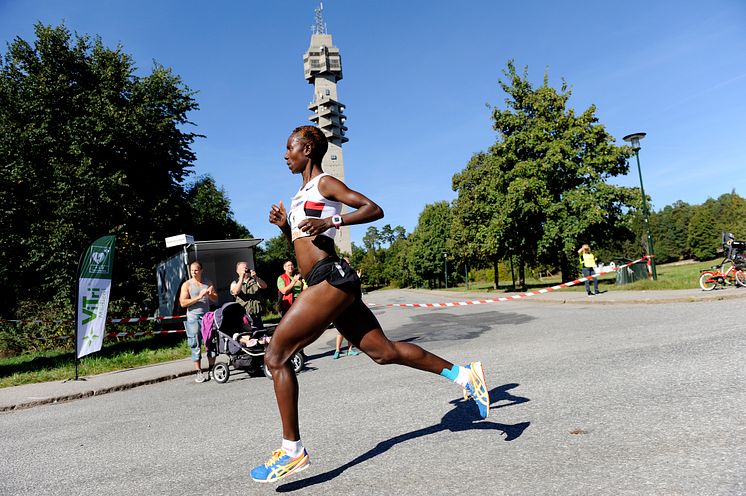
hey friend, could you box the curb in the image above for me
[0,369,195,412]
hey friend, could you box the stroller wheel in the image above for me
[263,351,305,380]
[291,351,305,374]
[212,363,230,384]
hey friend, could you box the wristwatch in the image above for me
[331,214,343,229]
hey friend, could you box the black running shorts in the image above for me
[305,257,361,299]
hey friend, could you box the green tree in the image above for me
[407,201,452,288]
[0,23,202,320]
[709,191,746,240]
[651,200,693,262]
[356,226,386,287]
[255,234,295,281]
[687,203,720,260]
[380,225,410,287]
[451,151,507,289]
[184,175,250,241]
[452,61,637,286]
[362,226,381,252]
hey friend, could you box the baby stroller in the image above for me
[204,302,305,383]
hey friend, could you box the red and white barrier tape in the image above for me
[367,256,651,308]
[106,329,185,339]
[42,329,187,342]
[0,315,185,325]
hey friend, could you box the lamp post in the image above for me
[443,251,448,289]
[623,132,657,280]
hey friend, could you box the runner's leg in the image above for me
[335,298,490,418]
[334,299,452,373]
[263,283,356,441]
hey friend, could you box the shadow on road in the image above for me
[386,311,535,344]
[277,383,530,492]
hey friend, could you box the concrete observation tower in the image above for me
[303,2,351,255]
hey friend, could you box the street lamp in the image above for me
[623,132,657,280]
[443,251,448,289]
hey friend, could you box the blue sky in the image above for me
[2,1,745,246]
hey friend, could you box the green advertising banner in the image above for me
[76,235,116,359]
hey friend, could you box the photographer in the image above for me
[230,261,267,329]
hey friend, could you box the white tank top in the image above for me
[288,173,342,242]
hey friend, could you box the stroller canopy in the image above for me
[214,302,250,332]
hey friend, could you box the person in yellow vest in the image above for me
[578,244,600,296]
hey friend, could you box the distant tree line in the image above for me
[341,191,746,292]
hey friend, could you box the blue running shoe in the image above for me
[462,361,490,419]
[250,448,310,483]
[347,348,360,356]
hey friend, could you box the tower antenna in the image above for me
[312,2,327,35]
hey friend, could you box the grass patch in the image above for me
[620,259,720,290]
[0,334,190,388]
[0,316,283,389]
[438,259,723,292]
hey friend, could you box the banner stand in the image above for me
[69,235,117,381]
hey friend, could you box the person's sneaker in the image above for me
[332,351,340,359]
[462,362,490,419]
[194,370,207,383]
[347,348,360,356]
[250,448,310,483]
[587,293,594,297]
[205,369,212,381]
[595,291,601,295]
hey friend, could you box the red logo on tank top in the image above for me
[303,201,325,218]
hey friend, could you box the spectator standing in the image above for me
[231,261,268,329]
[578,244,600,296]
[276,260,305,316]
[179,260,218,382]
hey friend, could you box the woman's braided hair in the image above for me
[292,125,328,163]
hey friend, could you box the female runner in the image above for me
[250,125,490,483]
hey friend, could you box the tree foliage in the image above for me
[406,201,452,288]
[687,204,720,260]
[184,175,250,241]
[650,201,693,263]
[452,61,638,284]
[354,224,409,288]
[681,192,746,260]
[255,234,295,282]
[0,23,247,324]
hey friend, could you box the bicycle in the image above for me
[699,258,746,291]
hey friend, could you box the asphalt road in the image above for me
[1,290,744,496]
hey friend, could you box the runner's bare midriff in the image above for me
[293,235,336,278]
